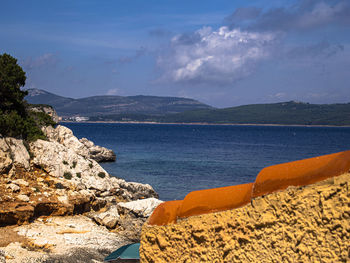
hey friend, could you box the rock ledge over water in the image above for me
[0,125,161,262]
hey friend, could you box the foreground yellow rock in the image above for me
[140,172,350,262]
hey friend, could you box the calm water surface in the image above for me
[63,123,350,200]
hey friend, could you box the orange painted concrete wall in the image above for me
[148,150,350,226]
[178,183,253,219]
[252,150,350,198]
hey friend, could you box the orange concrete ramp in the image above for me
[252,150,350,198]
[148,200,183,226]
[178,182,253,219]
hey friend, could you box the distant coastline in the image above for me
[60,120,350,128]
[26,89,350,127]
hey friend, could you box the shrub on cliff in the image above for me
[0,53,55,141]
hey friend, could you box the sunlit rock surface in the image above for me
[0,216,129,263]
[80,137,116,162]
[0,124,160,262]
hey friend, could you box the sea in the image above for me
[63,123,350,201]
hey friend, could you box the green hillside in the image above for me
[160,101,350,126]
[26,89,350,126]
[25,89,213,117]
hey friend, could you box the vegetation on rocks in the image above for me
[63,172,72,180]
[0,53,55,141]
[97,172,106,178]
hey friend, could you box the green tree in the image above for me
[0,53,27,115]
[0,53,55,141]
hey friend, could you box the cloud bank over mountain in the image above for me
[155,0,348,96]
[157,27,277,85]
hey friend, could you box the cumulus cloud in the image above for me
[156,0,348,87]
[21,53,58,70]
[157,26,277,85]
[225,0,350,32]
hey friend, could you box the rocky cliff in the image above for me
[28,104,60,123]
[0,125,161,263]
[140,172,350,262]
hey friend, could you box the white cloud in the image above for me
[157,26,277,85]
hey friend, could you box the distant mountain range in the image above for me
[159,101,350,126]
[25,89,213,117]
[85,101,350,126]
[25,89,350,126]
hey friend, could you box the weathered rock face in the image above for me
[80,137,116,162]
[85,198,162,242]
[111,178,159,201]
[43,125,90,158]
[30,139,113,192]
[5,138,30,171]
[28,104,60,123]
[1,124,158,227]
[0,137,30,173]
[0,249,5,263]
[140,172,350,263]
[0,167,97,227]
[0,137,12,174]
[43,125,116,163]
[90,205,120,229]
[0,123,161,262]
[118,198,163,218]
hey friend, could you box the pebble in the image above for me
[17,194,30,202]
[12,179,29,187]
[7,184,20,192]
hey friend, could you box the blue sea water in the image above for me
[63,123,350,201]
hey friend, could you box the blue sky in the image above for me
[1,0,349,107]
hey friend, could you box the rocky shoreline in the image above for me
[0,125,162,263]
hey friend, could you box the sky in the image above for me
[0,0,349,108]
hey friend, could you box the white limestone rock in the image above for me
[17,194,30,202]
[79,138,116,162]
[0,250,5,263]
[7,183,20,192]
[92,205,120,229]
[44,125,116,163]
[0,137,12,173]
[118,198,163,218]
[43,125,90,158]
[29,139,113,192]
[2,215,129,263]
[5,138,30,170]
[112,178,159,200]
[12,179,29,187]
